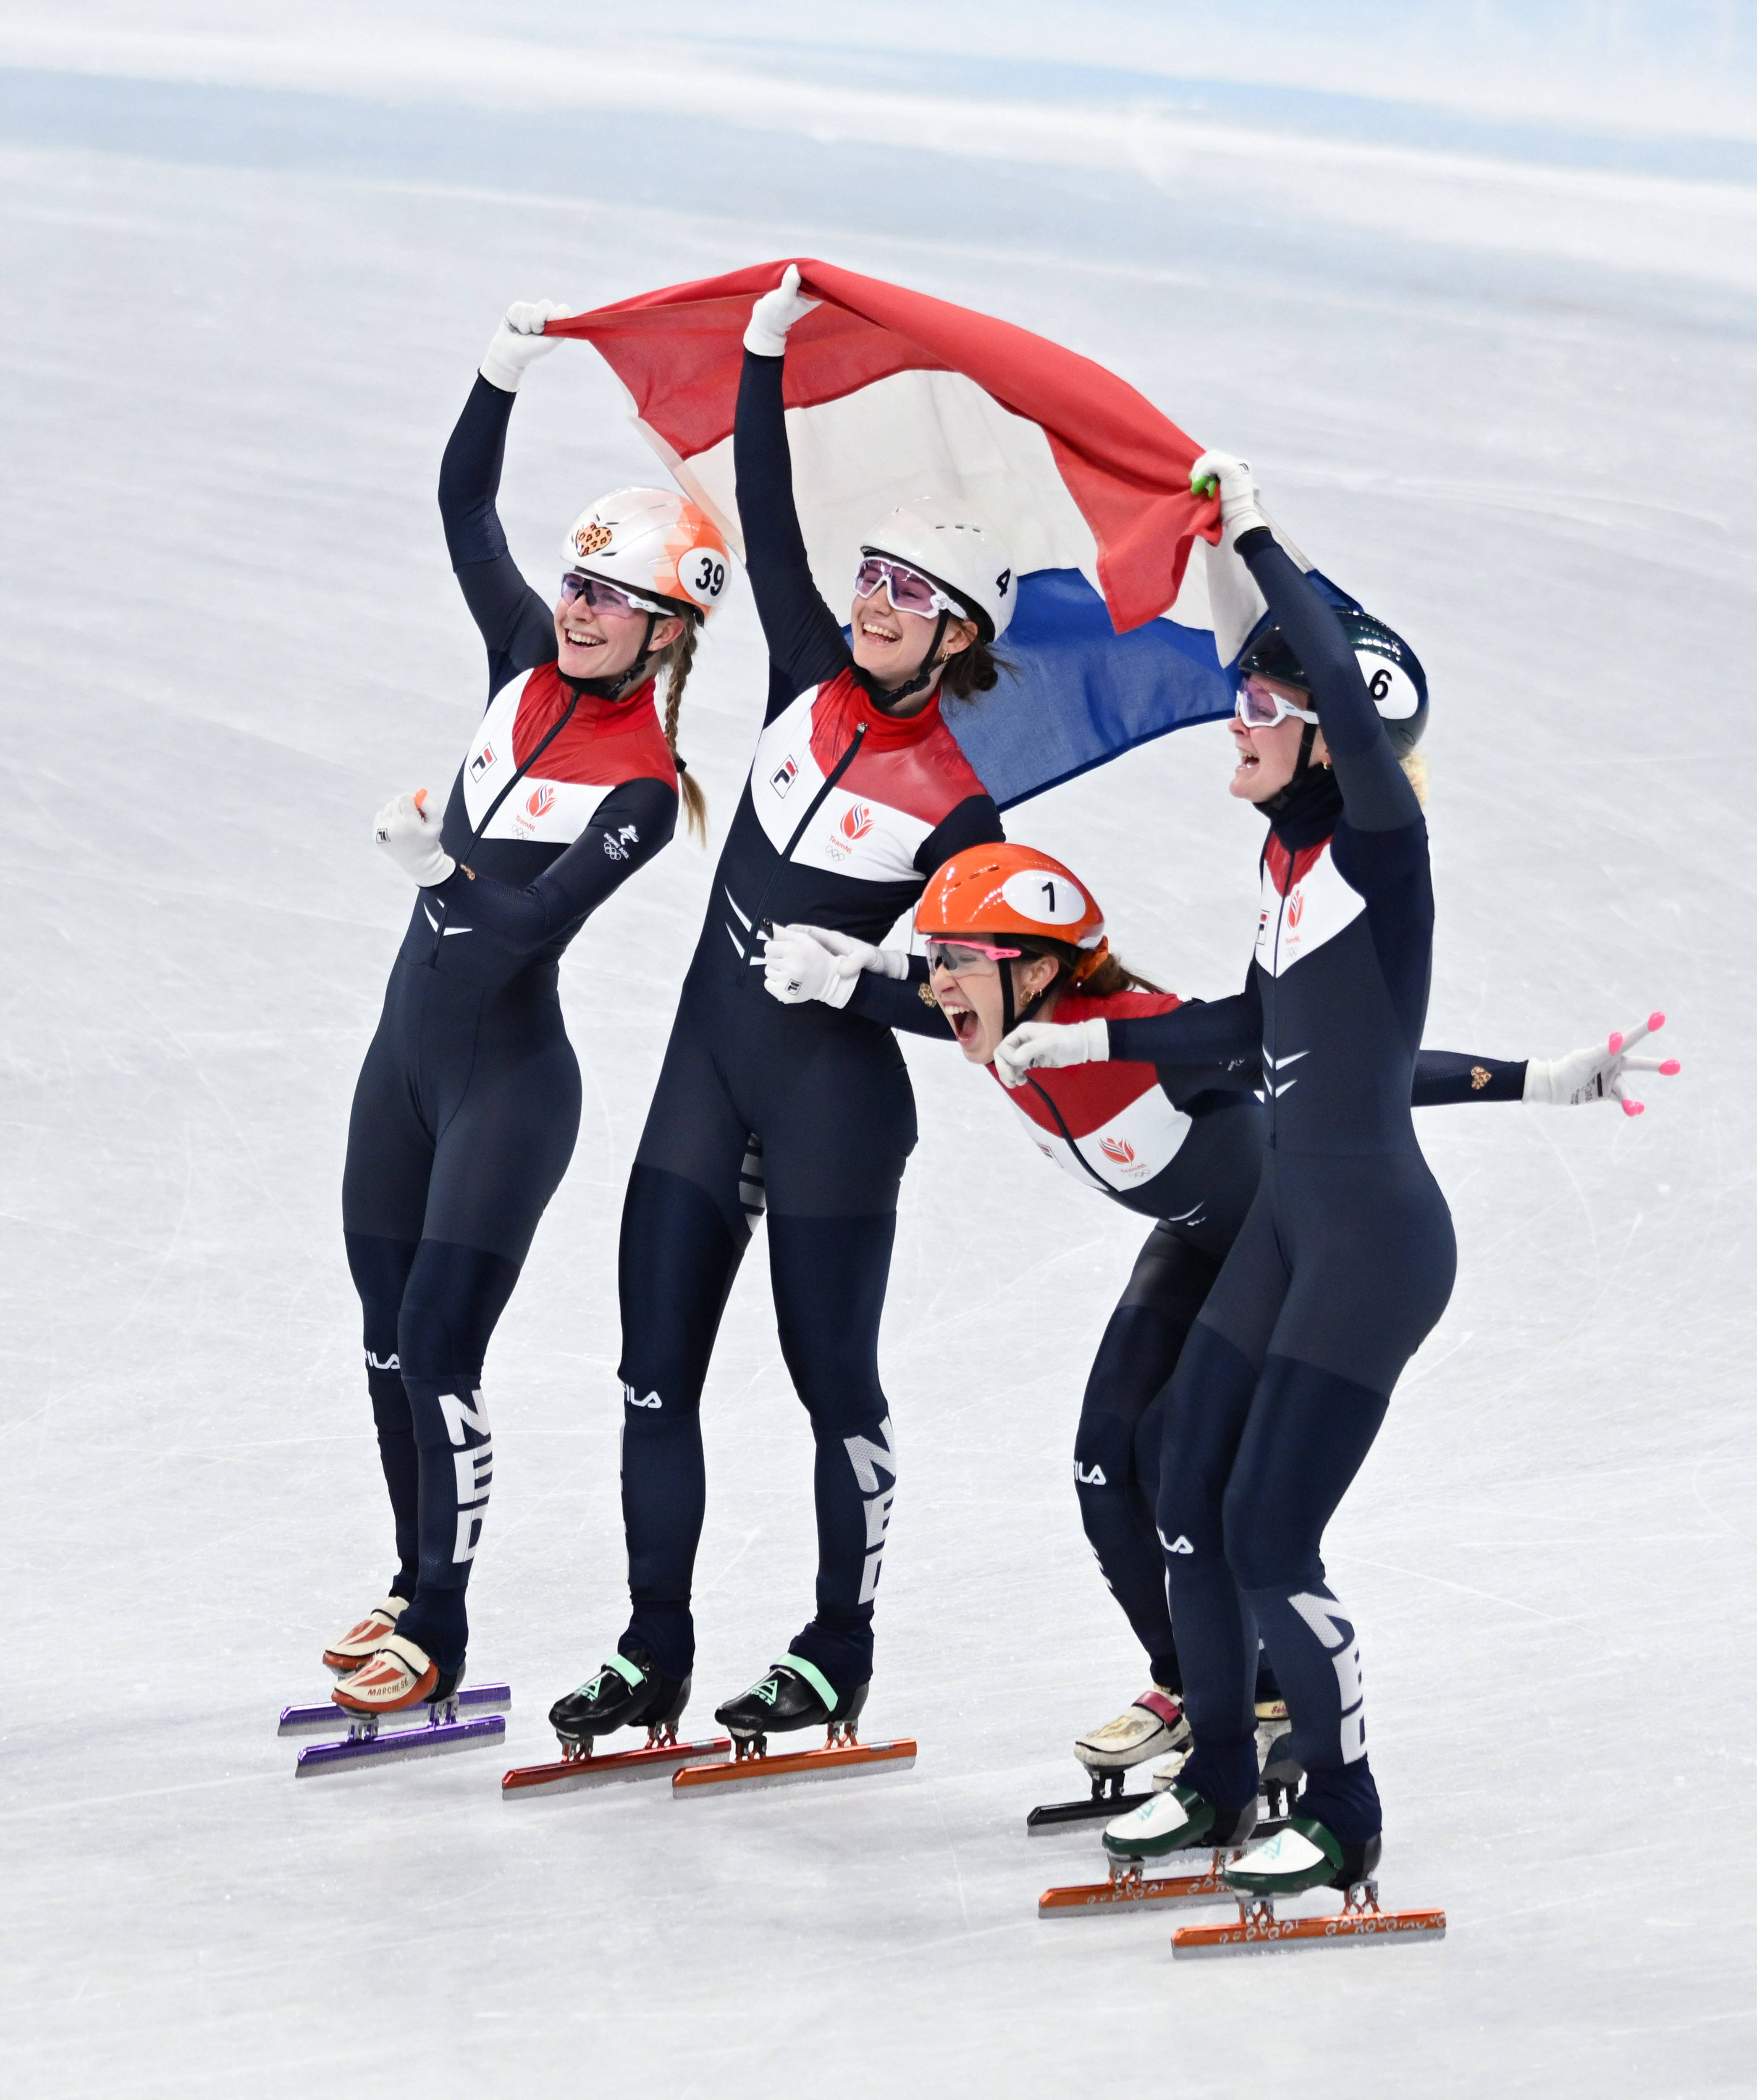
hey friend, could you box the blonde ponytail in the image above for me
[659,621,708,844]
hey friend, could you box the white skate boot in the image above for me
[1255,1696,1304,1814]
[1074,1687,1189,1772]
[322,1596,408,1675]
[332,1634,455,1716]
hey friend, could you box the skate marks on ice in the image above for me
[278,1683,510,1776]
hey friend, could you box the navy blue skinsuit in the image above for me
[866,969,1520,1698]
[613,348,1005,1696]
[1092,526,1455,1841]
[342,374,677,1676]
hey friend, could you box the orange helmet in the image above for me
[915,844,1109,982]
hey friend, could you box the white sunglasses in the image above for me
[1235,675,1320,730]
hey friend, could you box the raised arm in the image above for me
[439,303,577,699]
[1234,529,1421,835]
[735,275,855,717]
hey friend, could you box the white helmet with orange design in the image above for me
[560,488,733,624]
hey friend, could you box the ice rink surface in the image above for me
[3,6,1754,2094]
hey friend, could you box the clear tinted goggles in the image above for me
[926,940,1023,976]
[560,571,667,617]
[854,555,961,620]
[1235,674,1321,730]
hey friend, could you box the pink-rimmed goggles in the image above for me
[1235,673,1320,730]
[560,571,669,618]
[926,939,1023,976]
[854,554,962,621]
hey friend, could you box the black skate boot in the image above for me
[713,1655,869,1750]
[549,1649,690,1749]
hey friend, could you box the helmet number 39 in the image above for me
[684,552,727,609]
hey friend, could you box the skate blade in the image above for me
[502,1736,732,1794]
[294,1714,506,1776]
[278,1683,510,1737]
[1026,1790,1153,1835]
[1172,1903,1447,1957]
[1039,1850,1243,1917]
[673,1737,917,1795]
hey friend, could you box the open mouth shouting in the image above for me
[937,991,986,1054]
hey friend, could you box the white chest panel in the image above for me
[750,694,932,885]
[460,685,608,846]
[1255,843,1365,979]
[1009,1083,1192,1197]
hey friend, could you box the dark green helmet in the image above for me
[1238,609,1428,756]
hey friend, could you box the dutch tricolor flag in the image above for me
[553,260,1307,809]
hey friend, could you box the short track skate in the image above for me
[1038,1842,1284,1919]
[279,1683,510,1776]
[674,1717,916,1794]
[503,1721,732,1796]
[1171,1878,1446,1956]
[1026,1765,1155,1835]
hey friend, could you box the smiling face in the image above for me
[847,578,976,710]
[932,950,1062,1064]
[1228,676,1330,802]
[553,585,683,682]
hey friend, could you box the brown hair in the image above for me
[657,620,708,844]
[1015,936,1166,999]
[939,634,1012,701]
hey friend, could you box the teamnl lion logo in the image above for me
[572,521,614,558]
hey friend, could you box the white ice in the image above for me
[3,7,1754,2094]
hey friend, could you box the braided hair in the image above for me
[658,620,708,843]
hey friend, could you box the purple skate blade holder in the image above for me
[278,1682,511,1737]
[283,1684,511,1775]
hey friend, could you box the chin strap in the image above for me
[1259,719,1319,821]
[999,958,1061,1039]
[566,612,660,704]
[861,609,952,712]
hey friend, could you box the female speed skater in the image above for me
[323,299,730,1717]
[544,265,1017,1756]
[769,845,1671,1807]
[994,448,1676,1900]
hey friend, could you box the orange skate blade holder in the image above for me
[1038,1848,1243,1918]
[672,1719,918,1794]
[1172,1878,1447,1957]
[501,1723,732,1795]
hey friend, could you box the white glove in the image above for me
[745,264,820,358]
[994,1017,1110,1090]
[373,789,456,888]
[479,299,575,392]
[762,923,863,1008]
[1522,1011,1680,1116]
[1190,448,1269,536]
[809,927,911,980]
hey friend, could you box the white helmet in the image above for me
[861,497,1017,643]
[560,487,733,623]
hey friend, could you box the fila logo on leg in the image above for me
[1160,1532,1196,1555]
[1073,1460,1108,1487]
[623,1383,663,1410]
